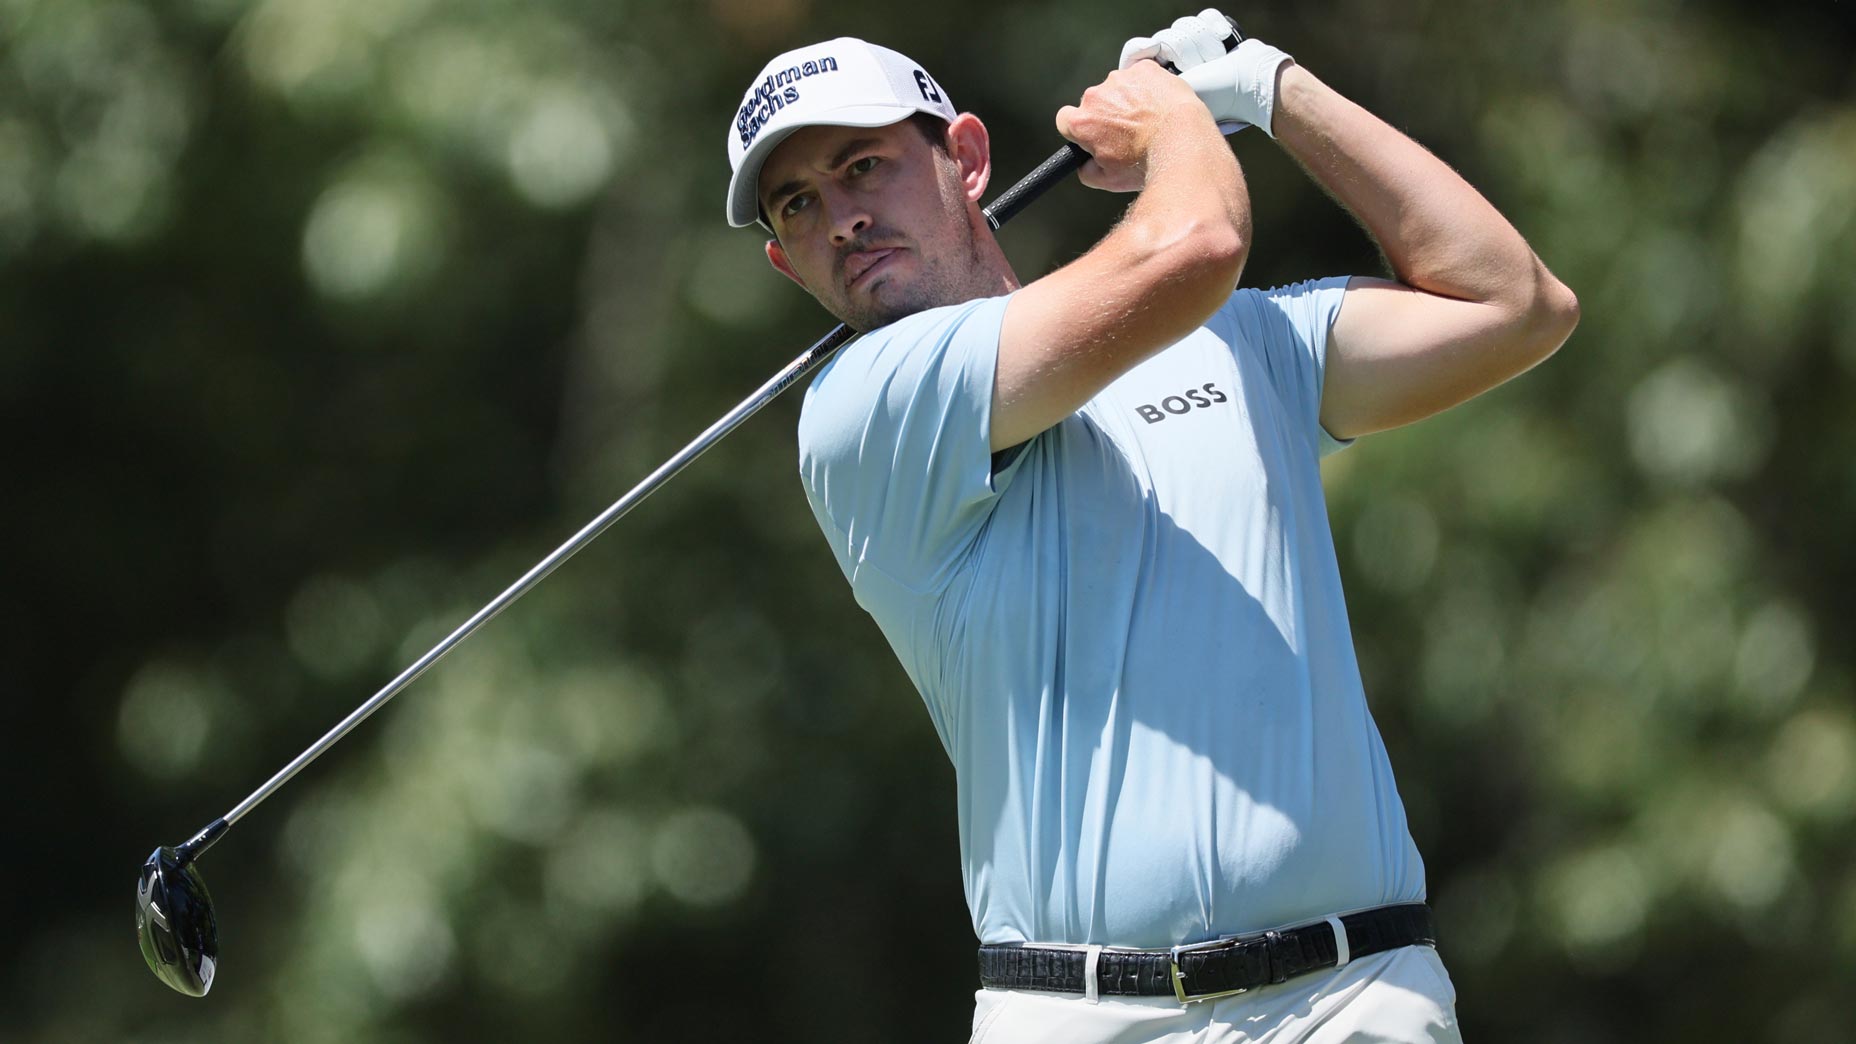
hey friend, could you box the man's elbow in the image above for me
[1538,272,1581,348]
[1195,214,1249,270]
[1513,268,1580,367]
[1167,215,1250,313]
[1129,209,1248,273]
[1115,210,1249,318]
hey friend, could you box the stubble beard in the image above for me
[836,215,990,333]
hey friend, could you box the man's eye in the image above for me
[848,156,879,176]
[781,194,812,218]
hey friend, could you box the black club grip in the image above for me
[982,143,1090,230]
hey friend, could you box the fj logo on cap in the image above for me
[736,53,842,148]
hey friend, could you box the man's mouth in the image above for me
[843,248,900,290]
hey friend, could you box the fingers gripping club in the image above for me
[1124,10,1294,137]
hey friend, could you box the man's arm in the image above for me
[991,61,1251,452]
[1269,64,1581,440]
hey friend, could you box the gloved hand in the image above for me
[1119,9,1239,72]
[1120,9,1295,138]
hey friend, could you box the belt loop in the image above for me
[1325,915,1350,968]
[1082,945,1103,1004]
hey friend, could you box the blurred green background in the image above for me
[5,0,1854,1040]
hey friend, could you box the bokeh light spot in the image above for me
[545,809,651,918]
[552,667,672,766]
[1540,843,1649,965]
[118,660,220,778]
[1627,359,1767,485]
[52,143,165,242]
[352,873,456,999]
[1736,112,1856,336]
[465,742,577,844]
[1703,800,1793,911]
[302,151,447,301]
[1766,708,1856,819]
[1732,600,1814,712]
[240,0,424,108]
[651,806,756,907]
[285,573,385,679]
[506,85,618,209]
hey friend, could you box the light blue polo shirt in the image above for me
[796,278,1426,948]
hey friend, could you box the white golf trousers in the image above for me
[968,944,1462,1044]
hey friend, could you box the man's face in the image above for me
[758,119,982,331]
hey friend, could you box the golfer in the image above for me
[725,11,1576,1042]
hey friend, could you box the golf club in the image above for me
[135,16,1250,996]
[133,137,1090,998]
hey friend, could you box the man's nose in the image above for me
[823,190,872,246]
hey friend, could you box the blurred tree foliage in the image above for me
[4,0,1854,1040]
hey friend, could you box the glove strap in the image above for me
[1235,39,1294,138]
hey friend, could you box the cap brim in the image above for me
[726,103,934,229]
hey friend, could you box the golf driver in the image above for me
[135,16,1252,995]
[134,137,1092,998]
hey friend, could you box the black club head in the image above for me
[136,846,219,997]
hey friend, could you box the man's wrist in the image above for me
[1143,99,1239,175]
[1262,64,1328,153]
[1134,113,1248,234]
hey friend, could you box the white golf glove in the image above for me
[1119,9,1238,72]
[1120,9,1295,138]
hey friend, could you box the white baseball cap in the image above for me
[725,37,957,229]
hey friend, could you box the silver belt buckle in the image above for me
[1168,935,1249,1004]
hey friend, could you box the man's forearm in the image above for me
[1270,64,1548,307]
[1122,107,1252,261]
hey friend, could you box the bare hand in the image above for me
[1054,61,1210,193]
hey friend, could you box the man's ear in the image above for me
[946,113,992,204]
[765,238,806,288]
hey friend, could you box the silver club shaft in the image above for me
[223,323,855,825]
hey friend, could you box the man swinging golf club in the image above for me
[726,11,1578,1042]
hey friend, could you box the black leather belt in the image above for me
[977,903,1436,1003]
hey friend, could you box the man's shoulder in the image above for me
[798,294,1012,473]
[846,294,1011,358]
[804,295,1011,406]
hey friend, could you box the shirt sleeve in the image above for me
[796,294,1020,596]
[1212,276,1353,456]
